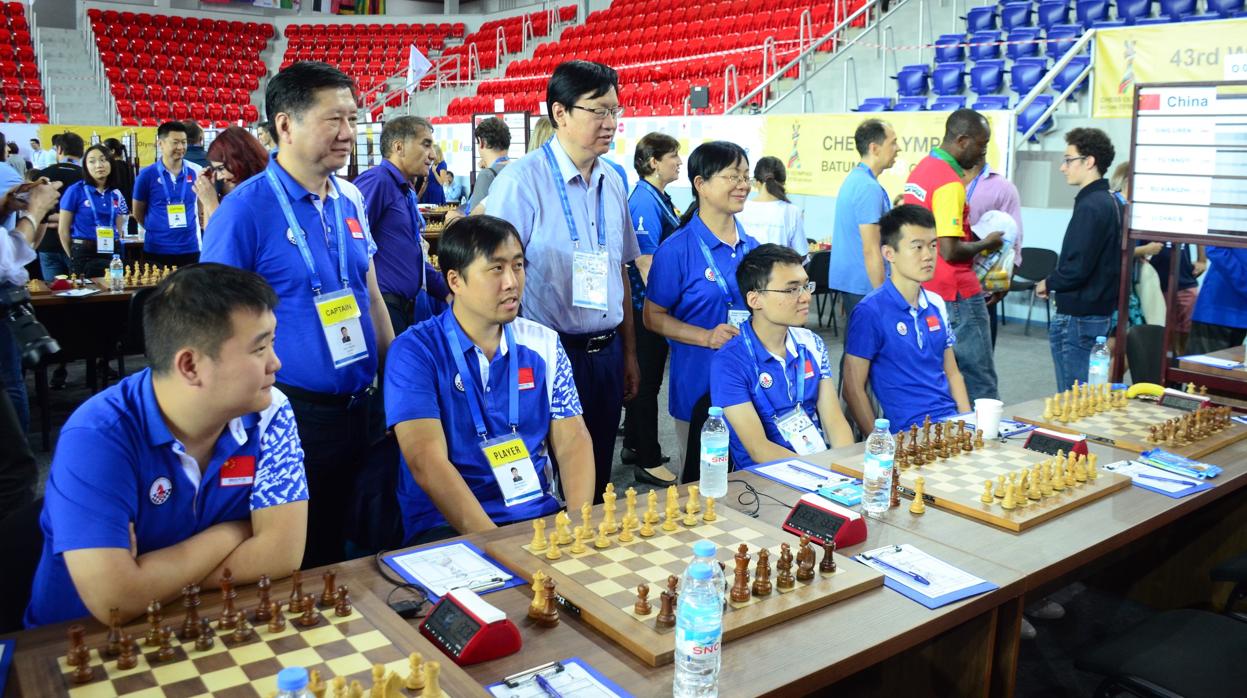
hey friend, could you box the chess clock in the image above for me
[419,588,521,666]
[1022,427,1090,458]
[1158,388,1210,412]
[782,493,868,548]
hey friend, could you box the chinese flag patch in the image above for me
[346,217,365,239]
[518,367,535,390]
[220,456,256,486]
[803,359,815,379]
[927,315,941,331]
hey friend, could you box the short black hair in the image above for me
[265,61,358,142]
[680,140,749,226]
[1065,127,1115,176]
[546,60,618,127]
[438,215,523,280]
[736,243,805,296]
[380,115,432,157]
[57,132,85,159]
[157,121,188,140]
[474,116,511,151]
[633,132,679,177]
[29,137,39,146]
[879,204,936,249]
[854,119,889,156]
[102,137,127,159]
[182,119,204,145]
[50,134,61,148]
[143,264,279,375]
[943,108,989,142]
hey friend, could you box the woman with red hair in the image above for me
[193,126,270,225]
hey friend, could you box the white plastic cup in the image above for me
[974,398,1004,439]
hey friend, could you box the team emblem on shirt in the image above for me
[704,268,716,282]
[926,315,941,332]
[149,477,173,505]
[759,372,773,389]
[518,367,535,390]
[896,321,908,336]
[454,373,465,391]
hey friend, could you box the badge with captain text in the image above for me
[482,434,541,506]
[314,288,368,368]
[95,226,115,253]
[728,309,751,328]
[166,203,188,228]
[572,249,609,311]
[776,407,826,456]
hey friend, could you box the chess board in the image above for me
[832,440,1132,532]
[1013,398,1247,459]
[11,576,488,698]
[485,493,883,667]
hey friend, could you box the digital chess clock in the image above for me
[1023,427,1090,458]
[782,493,868,548]
[1158,388,1210,412]
[419,588,521,666]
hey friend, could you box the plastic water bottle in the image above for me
[1088,336,1110,386]
[108,254,124,292]
[680,540,727,603]
[275,667,310,697]
[700,407,730,499]
[673,561,724,698]
[861,418,895,517]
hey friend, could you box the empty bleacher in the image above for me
[0,1,45,123]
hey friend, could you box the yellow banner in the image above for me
[38,125,159,168]
[761,112,1013,199]
[1093,18,1247,118]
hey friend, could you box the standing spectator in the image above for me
[440,169,465,205]
[830,119,898,320]
[1188,248,1247,355]
[903,109,1002,402]
[420,144,447,205]
[182,120,210,169]
[486,61,640,500]
[1036,128,1121,391]
[133,121,201,267]
[466,116,511,214]
[6,143,25,177]
[29,138,56,169]
[963,154,1024,348]
[35,133,84,282]
[193,126,269,226]
[102,138,135,209]
[57,144,129,278]
[736,156,807,256]
[528,116,554,153]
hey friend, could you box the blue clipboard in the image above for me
[742,459,856,493]
[487,657,634,698]
[381,540,524,604]
[1131,478,1214,499]
[853,556,998,610]
[0,638,14,696]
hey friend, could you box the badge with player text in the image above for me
[728,309,751,328]
[572,249,609,311]
[166,203,188,228]
[776,408,826,456]
[96,226,115,253]
[314,288,368,368]
[481,434,542,506]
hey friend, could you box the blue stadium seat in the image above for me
[1037,1,1071,28]
[966,6,998,31]
[1001,1,1035,29]
[973,95,1012,110]
[1017,95,1055,140]
[932,62,967,96]
[1133,16,1171,23]
[1053,55,1091,94]
[1007,28,1042,59]
[856,97,893,111]
[1076,0,1111,26]
[1207,0,1245,16]
[971,59,1006,94]
[900,63,932,77]
[1046,24,1081,57]
[1159,0,1197,18]
[1116,0,1154,23]
[970,31,1002,61]
[930,96,967,111]
[893,97,928,111]
[1092,18,1129,26]
[935,34,966,63]
[895,66,930,97]
[1010,57,1048,96]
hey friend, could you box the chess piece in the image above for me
[423,660,445,698]
[309,670,326,698]
[335,585,353,616]
[179,584,201,640]
[646,489,660,524]
[289,569,304,612]
[753,548,773,595]
[656,590,676,627]
[682,497,698,526]
[1087,453,1098,481]
[545,531,562,559]
[1001,483,1017,510]
[1028,467,1043,500]
[890,461,901,508]
[296,594,320,627]
[580,501,592,540]
[194,618,215,651]
[619,515,636,542]
[369,664,386,698]
[117,631,138,669]
[537,577,560,627]
[895,433,906,467]
[662,507,679,532]
[635,583,653,615]
[555,511,573,545]
[980,479,994,504]
[349,680,365,698]
[528,571,548,620]
[531,518,548,551]
[570,525,587,554]
[666,484,680,515]
[820,541,837,574]
[216,568,238,630]
[268,600,286,632]
[703,497,717,522]
[625,486,638,524]
[404,652,426,691]
[332,676,348,698]
[639,513,656,537]
[156,625,176,662]
[795,538,816,582]
[66,624,87,666]
[909,476,926,514]
[70,639,93,683]
[974,429,984,449]
[253,575,273,623]
[145,600,163,646]
[320,568,337,608]
[105,607,123,657]
[603,487,618,534]
[231,616,255,643]
[1043,397,1054,421]
[595,522,611,549]
[1074,455,1088,483]
[730,544,751,603]
[776,543,796,590]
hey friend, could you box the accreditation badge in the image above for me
[314,288,369,368]
[95,226,115,253]
[166,203,188,228]
[727,309,751,328]
[572,249,609,311]
[482,434,542,506]
[776,407,826,456]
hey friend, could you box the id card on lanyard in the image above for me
[444,318,542,507]
[742,329,826,455]
[84,188,117,253]
[543,143,609,311]
[695,226,751,328]
[157,161,191,228]
[265,169,369,369]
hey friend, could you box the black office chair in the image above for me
[0,496,44,633]
[1213,551,1247,622]
[1006,247,1058,335]
[806,250,839,336]
[1126,324,1166,385]
[116,286,155,377]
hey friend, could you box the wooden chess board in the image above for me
[1013,398,1247,459]
[11,578,487,698]
[484,495,883,667]
[831,440,1132,532]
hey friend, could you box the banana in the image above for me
[1126,382,1164,398]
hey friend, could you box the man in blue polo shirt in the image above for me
[354,115,451,336]
[203,61,395,568]
[24,264,308,628]
[843,204,971,434]
[134,121,201,267]
[385,216,594,545]
[829,119,898,319]
[712,245,854,468]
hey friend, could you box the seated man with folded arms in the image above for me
[711,244,854,467]
[25,264,308,627]
[843,205,971,434]
[384,216,595,546]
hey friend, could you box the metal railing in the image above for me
[1015,29,1098,144]
[840,57,859,112]
[79,5,120,125]
[27,2,60,123]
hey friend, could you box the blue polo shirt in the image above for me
[1193,247,1247,330]
[627,179,680,311]
[354,160,450,302]
[133,160,199,254]
[711,323,832,468]
[384,313,582,540]
[59,180,129,241]
[845,280,958,432]
[24,370,307,627]
[420,161,447,205]
[829,163,891,296]
[202,158,379,395]
[646,216,759,421]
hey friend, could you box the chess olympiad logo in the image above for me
[149,477,172,505]
[704,268,716,282]
[758,372,773,389]
[896,321,908,336]
[454,373,465,391]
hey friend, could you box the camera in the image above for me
[0,286,59,368]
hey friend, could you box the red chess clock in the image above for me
[419,588,521,666]
[782,493,868,548]
[1023,427,1090,458]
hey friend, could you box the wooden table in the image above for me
[26,278,135,308]
[1178,345,1246,382]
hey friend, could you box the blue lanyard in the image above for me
[641,180,679,229]
[542,142,606,249]
[405,189,426,237]
[741,325,807,420]
[694,223,745,309]
[265,168,350,296]
[443,315,519,439]
[83,186,116,229]
[156,160,190,207]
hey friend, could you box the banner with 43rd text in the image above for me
[1093,17,1247,118]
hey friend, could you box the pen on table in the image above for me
[451,576,507,592]
[786,463,833,481]
[535,672,564,698]
[1135,473,1198,487]
[862,553,930,585]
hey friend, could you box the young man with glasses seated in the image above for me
[711,244,854,468]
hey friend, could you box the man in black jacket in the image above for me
[1036,128,1120,391]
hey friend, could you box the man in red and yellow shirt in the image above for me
[902,109,1004,402]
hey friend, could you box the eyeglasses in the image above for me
[1060,155,1087,167]
[208,164,228,173]
[571,105,625,120]
[712,173,755,187]
[758,282,816,298]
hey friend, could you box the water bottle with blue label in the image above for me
[673,560,724,698]
[700,407,730,499]
[1088,336,1110,386]
[861,418,894,517]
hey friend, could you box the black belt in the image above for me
[558,329,618,354]
[70,239,109,255]
[381,292,417,308]
[276,382,373,410]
